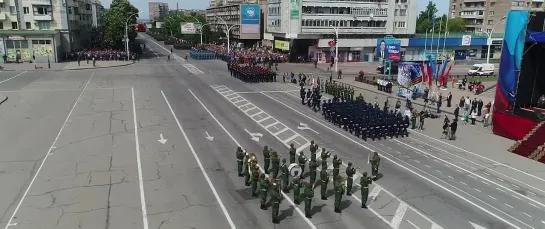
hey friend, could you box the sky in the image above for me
[100,0,447,20]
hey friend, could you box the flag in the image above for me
[421,62,427,83]
[444,64,453,85]
[427,64,433,87]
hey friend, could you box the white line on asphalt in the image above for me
[528,202,540,209]
[474,188,482,193]
[541,220,545,225]
[489,195,497,200]
[396,140,545,209]
[448,176,454,179]
[407,135,545,191]
[456,169,463,173]
[407,220,421,229]
[529,191,536,196]
[396,151,401,154]
[522,212,532,218]
[483,172,491,176]
[413,160,420,163]
[161,90,236,229]
[496,188,506,193]
[481,181,490,185]
[424,165,431,168]
[263,92,531,229]
[0,71,27,84]
[131,88,150,229]
[504,203,513,208]
[146,45,160,58]
[512,195,521,200]
[236,90,299,94]
[391,203,409,229]
[468,175,477,179]
[436,170,442,174]
[0,87,132,93]
[444,164,451,168]
[187,89,318,229]
[460,182,468,186]
[512,184,520,189]
[3,71,94,229]
[470,166,477,170]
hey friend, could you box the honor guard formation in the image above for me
[189,48,216,60]
[235,141,381,223]
[227,63,277,83]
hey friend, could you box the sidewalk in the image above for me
[1,61,134,71]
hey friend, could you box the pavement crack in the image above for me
[105,155,113,229]
[155,162,162,180]
[87,171,93,185]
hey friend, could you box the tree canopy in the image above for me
[103,0,139,49]
[416,1,466,34]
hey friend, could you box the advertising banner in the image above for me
[181,22,201,34]
[274,40,290,51]
[240,4,260,34]
[397,62,423,98]
[155,22,165,28]
[145,23,153,29]
[290,0,300,19]
[376,38,401,61]
[461,35,472,46]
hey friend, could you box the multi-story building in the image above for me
[149,2,169,21]
[449,0,543,33]
[0,0,104,64]
[169,9,206,16]
[206,0,264,45]
[265,0,417,62]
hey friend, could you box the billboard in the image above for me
[181,22,202,34]
[240,4,260,34]
[377,38,401,61]
[290,0,300,19]
[155,22,165,28]
[145,23,153,29]
[274,40,289,51]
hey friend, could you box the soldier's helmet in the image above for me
[311,140,315,144]
[333,154,338,159]
[299,151,304,155]
[282,158,286,163]
[264,145,268,150]
[290,143,295,147]
[323,100,327,103]
[348,162,352,166]
[373,152,379,156]
[260,173,265,179]
[363,172,368,176]
[237,146,242,151]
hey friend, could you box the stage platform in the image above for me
[492,111,538,140]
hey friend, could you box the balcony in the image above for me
[34,14,53,20]
[31,0,52,5]
[302,14,387,21]
[461,14,484,19]
[463,0,485,2]
[301,26,386,34]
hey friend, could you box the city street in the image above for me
[0,34,543,229]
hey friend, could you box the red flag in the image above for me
[427,64,433,87]
[444,64,453,86]
[421,63,427,83]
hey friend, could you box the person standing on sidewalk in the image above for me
[447,92,452,107]
[337,69,342,79]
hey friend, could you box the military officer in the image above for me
[345,162,356,196]
[309,140,318,161]
[263,146,271,173]
[320,168,329,200]
[292,176,302,205]
[270,183,283,224]
[370,152,381,180]
[320,148,331,170]
[235,147,245,177]
[333,175,345,213]
[332,155,342,178]
[244,153,252,186]
[360,172,372,208]
[308,159,318,186]
[280,158,290,192]
[301,182,314,218]
[259,173,269,210]
[251,162,260,197]
[298,152,308,178]
[270,151,280,179]
[289,143,296,164]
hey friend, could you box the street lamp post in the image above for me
[215,16,239,54]
[329,24,339,73]
[485,16,506,64]
[188,15,204,45]
[125,11,143,61]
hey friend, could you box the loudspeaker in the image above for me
[528,11,545,32]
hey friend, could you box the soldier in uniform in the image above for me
[334,175,345,213]
[251,162,260,197]
[360,172,372,208]
[301,182,314,218]
[292,176,302,205]
[280,158,290,192]
[308,159,318,186]
[270,183,283,224]
[320,168,329,200]
[309,140,318,161]
[244,153,252,186]
[370,152,381,181]
[235,147,245,177]
[332,155,342,178]
[263,146,271,173]
[260,173,269,210]
[298,151,308,178]
[270,151,280,179]
[411,112,417,129]
[289,143,296,164]
[321,148,331,170]
[345,162,356,196]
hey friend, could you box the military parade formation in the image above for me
[227,63,278,83]
[235,141,381,223]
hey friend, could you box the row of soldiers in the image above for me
[227,63,278,83]
[235,141,381,223]
[325,81,356,101]
[189,49,216,60]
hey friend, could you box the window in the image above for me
[38,21,51,30]
[68,7,72,14]
[74,7,79,15]
[26,22,31,29]
[9,6,16,14]
[23,7,29,14]
[11,22,18,29]
[85,4,91,10]
[34,6,49,15]
[489,11,494,16]
[399,9,407,16]
[488,20,493,25]
[487,29,492,33]
[0,23,3,30]
[490,2,496,7]
[395,21,406,28]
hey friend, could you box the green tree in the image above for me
[416,1,467,34]
[103,0,139,49]
[447,17,466,32]
[160,13,215,43]
[416,1,438,34]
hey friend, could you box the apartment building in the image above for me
[0,0,104,64]
[206,0,264,43]
[169,9,206,16]
[449,0,543,33]
[149,2,169,21]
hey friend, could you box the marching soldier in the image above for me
[270,183,283,224]
[321,148,331,170]
[370,152,381,180]
[301,182,314,218]
[292,176,302,205]
[320,168,329,200]
[289,143,296,164]
[360,172,372,208]
[244,153,252,186]
[298,152,308,178]
[345,162,356,196]
[251,162,260,197]
[280,158,290,192]
[236,147,245,177]
[308,159,318,186]
[263,146,271,173]
[259,173,269,210]
[270,151,280,179]
[334,175,345,213]
[309,140,318,161]
[332,155,342,178]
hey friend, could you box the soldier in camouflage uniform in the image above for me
[280,158,290,192]
[289,143,296,164]
[292,176,302,205]
[320,168,329,200]
[308,159,318,186]
[333,175,345,213]
[259,173,269,210]
[301,182,314,218]
[298,151,308,178]
[345,162,356,196]
[263,146,271,173]
[251,162,260,197]
[360,172,372,208]
[332,155,342,178]
[270,151,280,179]
[270,183,283,224]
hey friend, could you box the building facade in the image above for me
[0,0,104,64]
[449,0,543,33]
[266,0,418,62]
[149,2,169,21]
[169,9,206,16]
[206,0,264,45]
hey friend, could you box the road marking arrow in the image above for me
[205,131,214,141]
[158,133,168,144]
[469,221,487,229]
[297,123,319,134]
[244,129,263,142]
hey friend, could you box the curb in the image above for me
[1,61,135,72]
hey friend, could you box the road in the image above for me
[0,34,542,229]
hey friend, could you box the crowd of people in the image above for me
[63,50,138,62]
[227,62,277,83]
[203,44,288,65]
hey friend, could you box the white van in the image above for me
[468,63,495,76]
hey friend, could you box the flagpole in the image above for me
[436,17,443,81]
[424,29,428,60]
[443,15,449,56]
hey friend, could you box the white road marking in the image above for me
[444,164,451,168]
[3,72,94,229]
[481,180,490,185]
[264,121,280,129]
[460,182,468,186]
[474,188,482,193]
[273,127,290,136]
[496,188,506,193]
[145,45,160,58]
[391,203,409,229]
[424,165,431,168]
[0,71,28,84]
[528,202,540,209]
[497,178,505,182]
[488,195,497,200]
[541,220,545,225]
[468,175,477,179]
[396,151,402,154]
[256,116,272,123]
[187,89,318,229]
[512,184,520,189]
[132,88,151,229]
[407,220,421,229]
[512,195,521,200]
[456,169,463,173]
[413,160,421,163]
[436,170,442,174]
[162,90,236,229]
[522,212,532,218]
[483,172,491,176]
[448,176,454,179]
[250,111,264,118]
[470,166,477,170]
[504,203,513,208]
[528,191,536,196]
[183,63,204,74]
